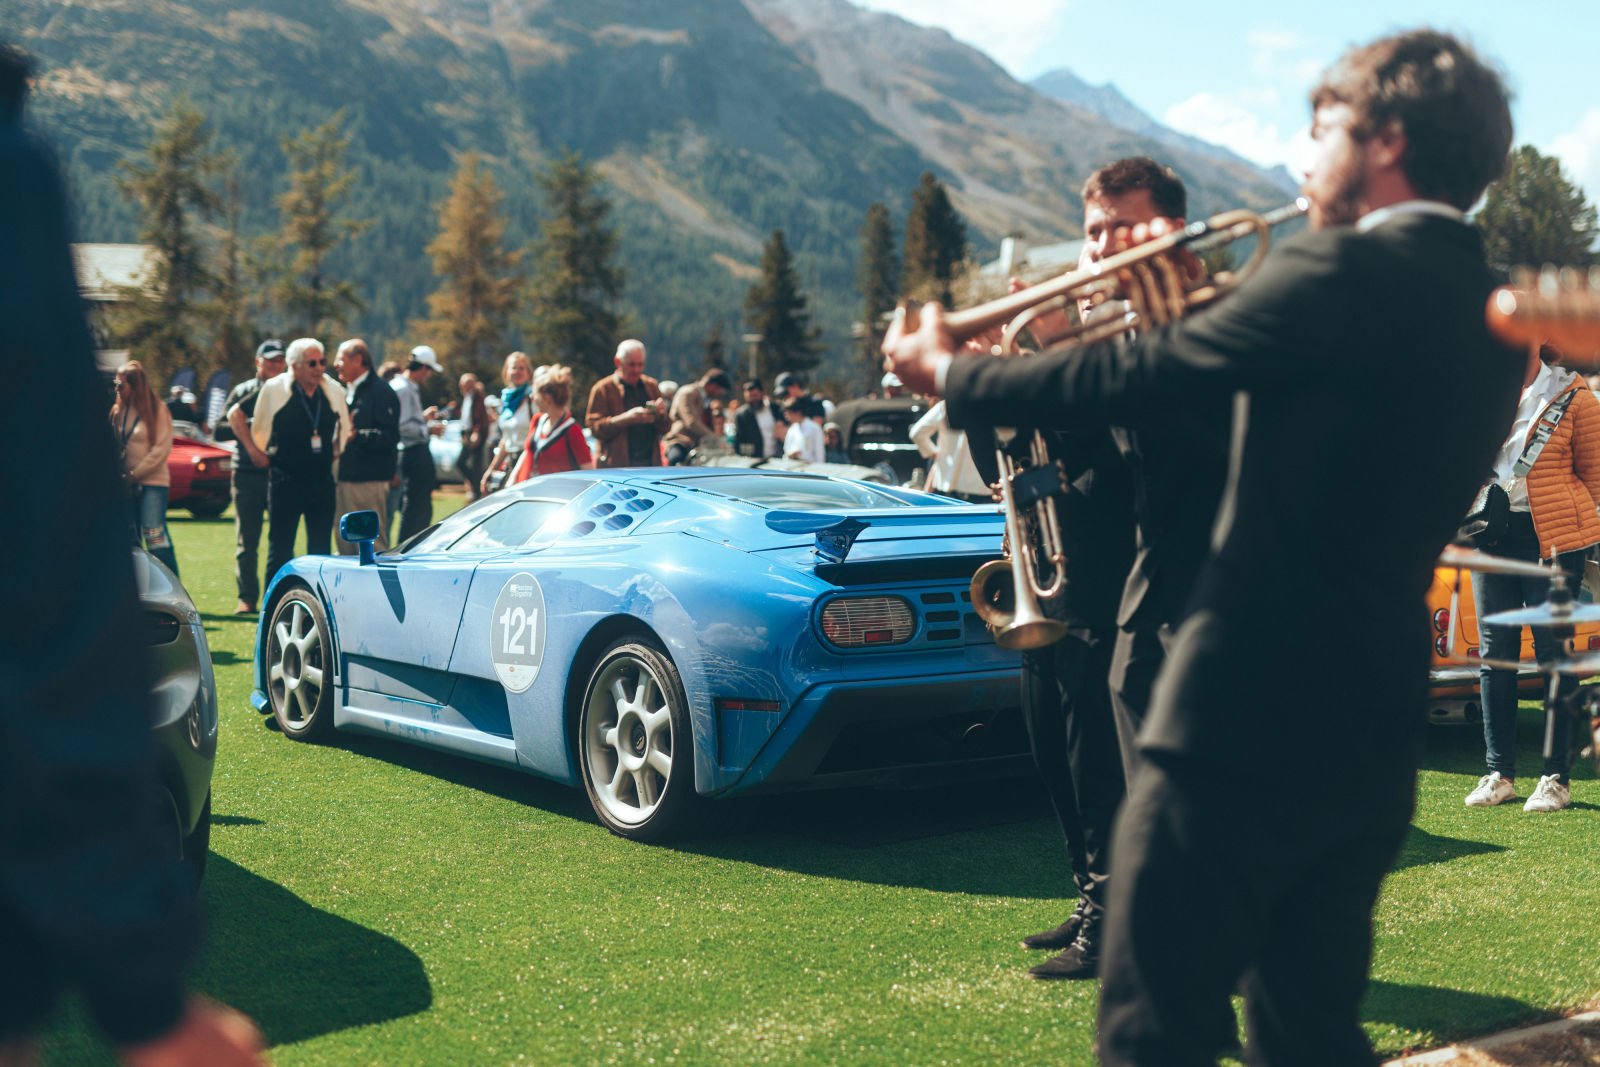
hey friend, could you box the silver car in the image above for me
[135,550,218,885]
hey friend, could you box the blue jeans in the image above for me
[1474,511,1585,782]
[129,484,179,577]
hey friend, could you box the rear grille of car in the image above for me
[814,703,1028,775]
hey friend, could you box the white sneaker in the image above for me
[1465,772,1516,807]
[1523,774,1571,812]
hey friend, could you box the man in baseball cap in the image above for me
[392,343,445,540]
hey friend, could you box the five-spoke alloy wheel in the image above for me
[578,639,700,841]
[266,588,335,740]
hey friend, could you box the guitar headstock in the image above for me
[1487,266,1600,361]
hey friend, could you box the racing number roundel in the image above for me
[489,573,546,693]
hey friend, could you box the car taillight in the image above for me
[820,597,914,648]
[193,457,215,475]
[1434,634,1449,656]
[1432,608,1450,633]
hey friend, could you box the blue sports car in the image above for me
[252,468,1025,840]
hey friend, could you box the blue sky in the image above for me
[861,0,1600,206]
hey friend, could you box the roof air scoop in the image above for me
[764,512,870,564]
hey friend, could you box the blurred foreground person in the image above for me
[887,30,1518,1065]
[0,40,264,1065]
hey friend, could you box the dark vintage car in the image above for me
[828,398,929,485]
[168,421,233,518]
[136,549,218,885]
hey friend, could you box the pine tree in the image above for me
[857,202,899,393]
[110,98,221,383]
[744,229,823,381]
[412,153,525,381]
[903,172,967,307]
[271,111,369,337]
[1478,145,1600,273]
[523,150,625,385]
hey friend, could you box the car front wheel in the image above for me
[578,639,702,842]
[266,589,335,740]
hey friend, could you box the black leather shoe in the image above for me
[1020,898,1090,950]
[1027,923,1100,981]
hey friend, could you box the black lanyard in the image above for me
[295,385,324,431]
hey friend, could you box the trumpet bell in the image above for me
[970,559,1067,651]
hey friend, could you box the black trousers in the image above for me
[457,440,486,498]
[265,470,333,592]
[1097,612,1419,1066]
[398,444,436,543]
[1020,626,1122,918]
[1109,622,1177,783]
[232,470,268,606]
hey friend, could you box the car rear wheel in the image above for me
[185,500,227,519]
[578,638,702,842]
[266,589,335,740]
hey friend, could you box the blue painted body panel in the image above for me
[252,469,1024,799]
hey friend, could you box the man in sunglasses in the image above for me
[250,337,351,589]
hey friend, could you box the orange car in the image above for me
[1427,559,1600,724]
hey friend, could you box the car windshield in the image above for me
[395,476,595,554]
[665,473,920,510]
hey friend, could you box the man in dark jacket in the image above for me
[220,337,287,613]
[0,40,262,1064]
[888,30,1519,1065]
[734,378,784,458]
[334,337,400,552]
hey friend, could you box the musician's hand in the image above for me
[882,303,956,397]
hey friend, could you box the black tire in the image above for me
[185,500,227,519]
[183,792,211,889]
[577,638,703,842]
[265,588,336,740]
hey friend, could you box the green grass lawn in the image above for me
[41,496,1600,1064]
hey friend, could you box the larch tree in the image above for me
[412,153,525,381]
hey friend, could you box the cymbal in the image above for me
[1482,602,1600,627]
[1437,545,1558,578]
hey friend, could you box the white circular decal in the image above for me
[489,572,546,693]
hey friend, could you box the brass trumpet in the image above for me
[963,198,1309,650]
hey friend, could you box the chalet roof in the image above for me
[72,243,158,302]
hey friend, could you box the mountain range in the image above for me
[9,0,1298,386]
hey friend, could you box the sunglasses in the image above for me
[303,359,326,368]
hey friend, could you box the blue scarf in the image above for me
[501,383,529,418]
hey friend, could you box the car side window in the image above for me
[447,499,566,553]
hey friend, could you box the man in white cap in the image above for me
[392,344,445,541]
[881,371,908,399]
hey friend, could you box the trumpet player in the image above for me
[887,29,1518,1067]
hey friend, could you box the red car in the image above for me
[168,422,233,518]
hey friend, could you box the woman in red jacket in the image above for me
[1466,344,1600,814]
[515,364,593,478]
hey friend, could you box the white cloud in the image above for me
[856,0,1072,76]
[1163,92,1297,168]
[1549,107,1600,213]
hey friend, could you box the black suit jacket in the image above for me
[340,372,401,483]
[734,400,784,457]
[948,214,1522,771]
